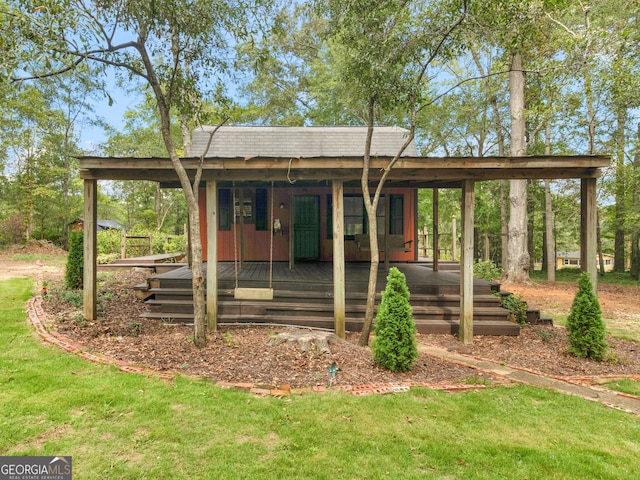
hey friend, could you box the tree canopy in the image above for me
[1,0,639,283]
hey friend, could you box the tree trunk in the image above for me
[527,180,535,272]
[137,38,207,348]
[472,47,508,267]
[500,182,508,268]
[23,162,33,243]
[631,123,640,279]
[155,183,162,231]
[544,180,555,283]
[503,53,529,283]
[632,233,640,280]
[613,108,626,272]
[358,101,380,347]
[583,37,604,278]
[182,114,192,157]
[357,97,416,346]
[544,118,555,283]
[597,212,605,276]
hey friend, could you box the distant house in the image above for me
[557,251,615,272]
[70,219,126,233]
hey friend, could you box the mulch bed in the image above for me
[40,270,640,389]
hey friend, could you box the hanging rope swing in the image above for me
[232,182,275,300]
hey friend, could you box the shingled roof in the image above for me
[190,126,418,158]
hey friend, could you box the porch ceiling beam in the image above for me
[79,154,609,183]
[158,180,465,189]
[80,167,604,182]
[79,154,609,170]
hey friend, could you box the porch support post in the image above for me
[384,193,391,271]
[332,180,346,339]
[238,187,245,269]
[459,179,475,344]
[289,192,295,271]
[83,179,97,321]
[206,180,218,331]
[433,188,439,271]
[581,178,598,292]
[452,216,457,262]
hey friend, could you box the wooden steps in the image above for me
[139,312,520,336]
[138,269,520,335]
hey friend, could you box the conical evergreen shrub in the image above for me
[372,267,418,372]
[566,273,607,361]
[65,230,84,290]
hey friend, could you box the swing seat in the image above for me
[234,287,274,300]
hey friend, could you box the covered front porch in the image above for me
[135,261,521,335]
[79,126,610,343]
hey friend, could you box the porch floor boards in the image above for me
[139,261,520,336]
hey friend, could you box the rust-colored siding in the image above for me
[200,186,416,262]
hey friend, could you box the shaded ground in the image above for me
[506,282,640,338]
[35,268,640,389]
[2,245,638,388]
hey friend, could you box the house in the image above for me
[78,125,610,342]
[69,218,125,233]
[557,251,615,272]
[191,126,419,264]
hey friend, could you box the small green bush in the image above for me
[566,273,608,361]
[501,294,528,325]
[97,229,186,258]
[152,233,187,255]
[61,289,83,309]
[473,260,502,281]
[65,231,83,290]
[97,230,122,256]
[372,267,418,372]
[163,235,187,255]
[97,253,120,265]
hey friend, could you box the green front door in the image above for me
[294,195,320,261]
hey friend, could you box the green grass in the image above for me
[7,252,67,266]
[2,278,640,479]
[604,379,640,396]
[606,327,640,343]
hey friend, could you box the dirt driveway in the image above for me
[506,281,640,333]
[0,243,66,282]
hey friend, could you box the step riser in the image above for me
[151,296,500,308]
[148,301,505,314]
[139,313,519,335]
[140,270,518,335]
[147,305,510,322]
[152,280,496,296]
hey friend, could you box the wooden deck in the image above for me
[138,261,521,335]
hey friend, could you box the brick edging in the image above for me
[419,343,640,407]
[29,295,640,400]
[28,296,495,396]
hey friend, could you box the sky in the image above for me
[79,74,140,153]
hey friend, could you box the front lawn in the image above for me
[2,278,640,479]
